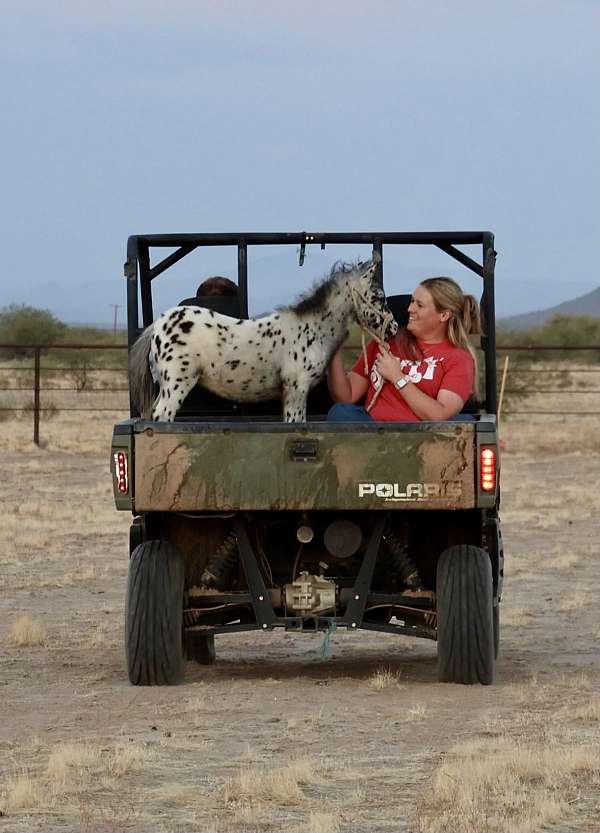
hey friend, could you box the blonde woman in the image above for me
[327,277,482,422]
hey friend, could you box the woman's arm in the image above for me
[375,347,465,420]
[327,349,370,403]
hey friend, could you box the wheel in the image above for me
[493,602,500,660]
[436,545,495,685]
[188,633,216,665]
[125,540,185,685]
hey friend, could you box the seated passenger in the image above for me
[327,277,481,422]
[179,276,240,316]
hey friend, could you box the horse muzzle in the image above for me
[386,318,399,339]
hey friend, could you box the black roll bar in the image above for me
[123,231,497,414]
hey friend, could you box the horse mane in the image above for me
[289,261,359,316]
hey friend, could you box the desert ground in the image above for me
[0,375,599,832]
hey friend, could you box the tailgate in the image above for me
[132,421,479,511]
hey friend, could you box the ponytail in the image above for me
[420,278,484,401]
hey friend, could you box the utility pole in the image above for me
[109,304,121,337]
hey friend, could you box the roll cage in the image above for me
[123,231,497,415]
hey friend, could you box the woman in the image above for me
[327,277,482,422]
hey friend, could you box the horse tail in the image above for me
[129,326,155,418]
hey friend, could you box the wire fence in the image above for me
[1,342,599,445]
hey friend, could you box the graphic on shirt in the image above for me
[370,363,383,393]
[399,356,443,384]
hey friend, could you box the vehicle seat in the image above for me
[386,294,411,328]
[178,295,243,318]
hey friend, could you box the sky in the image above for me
[1,0,598,325]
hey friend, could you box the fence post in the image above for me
[33,346,40,446]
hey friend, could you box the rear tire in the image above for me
[436,545,495,685]
[125,540,185,685]
[493,602,500,660]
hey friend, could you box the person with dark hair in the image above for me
[327,276,482,422]
[178,276,241,317]
[195,276,238,297]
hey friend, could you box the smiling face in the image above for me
[407,284,451,342]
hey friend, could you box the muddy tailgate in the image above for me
[130,421,482,512]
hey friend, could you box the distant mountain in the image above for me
[499,286,600,331]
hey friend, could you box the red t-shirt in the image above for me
[352,338,474,421]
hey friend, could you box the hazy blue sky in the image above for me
[1,0,598,324]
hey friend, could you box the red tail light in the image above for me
[480,447,497,492]
[114,451,129,494]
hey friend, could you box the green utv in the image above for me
[111,232,503,686]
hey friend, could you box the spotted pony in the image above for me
[129,259,397,423]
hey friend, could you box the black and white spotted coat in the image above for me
[130,261,397,424]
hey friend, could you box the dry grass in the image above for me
[1,773,42,812]
[369,665,402,690]
[499,606,533,627]
[555,592,593,613]
[0,740,154,819]
[84,624,113,648]
[7,615,47,647]
[417,736,600,833]
[222,758,318,807]
[395,704,428,722]
[307,810,342,832]
[559,700,600,724]
[0,408,126,455]
[46,742,102,786]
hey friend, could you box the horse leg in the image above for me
[282,383,309,423]
[151,357,200,422]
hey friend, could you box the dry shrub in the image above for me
[222,758,317,807]
[369,665,402,690]
[8,615,47,647]
[417,736,600,833]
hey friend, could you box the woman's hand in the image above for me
[375,346,404,384]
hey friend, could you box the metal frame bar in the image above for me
[237,241,248,318]
[482,235,497,414]
[149,244,198,281]
[342,516,386,627]
[232,516,277,628]
[436,243,484,277]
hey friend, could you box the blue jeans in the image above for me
[327,403,374,423]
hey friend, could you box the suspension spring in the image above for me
[382,525,422,589]
[200,531,239,590]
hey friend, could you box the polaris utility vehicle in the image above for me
[111,231,503,685]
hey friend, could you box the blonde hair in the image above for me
[420,277,483,399]
[396,277,483,400]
